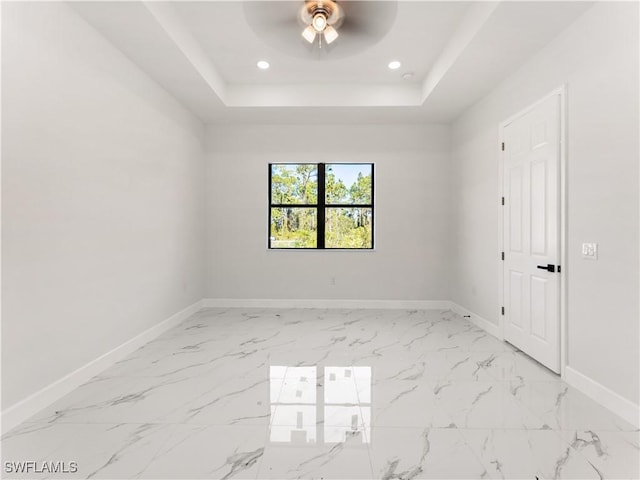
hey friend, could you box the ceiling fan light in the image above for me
[324,25,339,44]
[312,12,327,32]
[302,25,317,43]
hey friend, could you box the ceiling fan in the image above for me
[300,0,344,47]
[243,1,398,59]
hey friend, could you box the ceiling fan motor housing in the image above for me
[302,0,342,31]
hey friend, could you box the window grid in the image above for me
[268,163,374,250]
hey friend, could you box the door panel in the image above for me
[530,275,548,339]
[503,94,560,373]
[508,270,524,330]
[532,120,548,149]
[508,165,524,253]
[530,159,547,256]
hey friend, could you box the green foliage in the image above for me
[326,208,372,248]
[350,172,372,204]
[271,165,318,204]
[325,171,348,203]
[270,207,317,248]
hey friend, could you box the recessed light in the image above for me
[402,72,414,80]
[257,60,270,70]
[388,60,401,70]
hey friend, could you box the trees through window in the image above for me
[269,163,374,249]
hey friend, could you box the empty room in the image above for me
[1,0,638,478]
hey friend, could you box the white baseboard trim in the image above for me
[564,365,640,429]
[202,298,451,310]
[449,301,501,339]
[1,300,203,434]
[449,302,639,429]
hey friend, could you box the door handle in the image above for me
[537,264,556,273]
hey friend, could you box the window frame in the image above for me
[268,162,375,250]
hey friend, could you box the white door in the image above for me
[502,94,561,373]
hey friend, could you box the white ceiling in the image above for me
[69,1,593,124]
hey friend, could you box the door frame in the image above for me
[497,85,568,376]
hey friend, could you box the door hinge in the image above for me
[501,142,505,151]
[501,196,505,206]
[501,306,505,315]
[501,252,505,261]
[558,265,561,273]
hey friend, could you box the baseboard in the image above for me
[202,298,451,310]
[1,299,203,434]
[449,301,501,339]
[564,366,640,428]
[449,302,639,428]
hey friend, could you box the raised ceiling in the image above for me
[69,1,593,124]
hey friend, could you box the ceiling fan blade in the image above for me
[339,1,398,37]
[244,1,300,23]
[326,0,344,27]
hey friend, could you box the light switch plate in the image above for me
[582,242,598,259]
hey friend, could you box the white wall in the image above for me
[451,2,639,405]
[206,124,451,302]
[1,2,206,408]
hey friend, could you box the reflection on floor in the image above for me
[269,365,372,446]
[2,308,638,479]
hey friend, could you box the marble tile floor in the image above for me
[2,308,638,479]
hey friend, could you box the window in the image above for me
[269,163,374,249]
